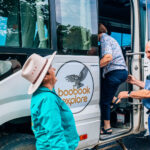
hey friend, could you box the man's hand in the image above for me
[126,74,145,89]
[126,75,136,85]
[118,91,129,99]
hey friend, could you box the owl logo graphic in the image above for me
[65,66,88,89]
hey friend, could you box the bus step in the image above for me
[94,139,128,150]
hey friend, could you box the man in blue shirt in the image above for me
[118,41,150,134]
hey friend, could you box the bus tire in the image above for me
[0,134,36,150]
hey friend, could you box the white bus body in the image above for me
[0,0,150,149]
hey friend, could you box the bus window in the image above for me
[122,33,131,47]
[20,0,50,49]
[111,32,131,48]
[139,0,146,52]
[0,60,12,80]
[0,0,20,47]
[111,32,122,46]
[0,17,7,46]
[0,54,26,81]
[0,0,51,49]
[55,0,98,55]
[99,0,131,54]
[148,0,150,40]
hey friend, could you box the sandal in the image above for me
[101,128,112,135]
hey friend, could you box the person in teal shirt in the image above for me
[21,52,79,150]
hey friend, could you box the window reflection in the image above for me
[0,58,22,81]
[0,54,27,81]
[0,0,51,49]
[0,0,20,47]
[139,0,146,52]
[56,0,98,55]
[148,0,150,40]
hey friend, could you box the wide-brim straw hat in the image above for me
[21,51,56,94]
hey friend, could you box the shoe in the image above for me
[101,127,112,135]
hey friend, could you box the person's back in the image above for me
[100,33,127,77]
[99,24,128,135]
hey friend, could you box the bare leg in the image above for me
[101,120,112,134]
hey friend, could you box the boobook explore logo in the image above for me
[55,61,94,113]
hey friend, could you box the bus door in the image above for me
[53,0,100,149]
[126,0,147,135]
[98,0,135,140]
[143,0,150,135]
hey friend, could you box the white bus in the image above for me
[0,0,149,149]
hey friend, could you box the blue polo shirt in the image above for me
[31,86,79,150]
[142,75,150,109]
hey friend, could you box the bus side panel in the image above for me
[53,55,100,149]
[0,55,100,149]
[0,71,31,125]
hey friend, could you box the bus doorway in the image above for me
[98,0,133,140]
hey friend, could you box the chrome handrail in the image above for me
[126,52,145,56]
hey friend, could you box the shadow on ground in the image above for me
[106,133,150,150]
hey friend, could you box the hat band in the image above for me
[32,59,48,84]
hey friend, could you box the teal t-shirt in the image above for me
[31,86,79,150]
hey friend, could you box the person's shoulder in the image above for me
[34,87,56,98]
[33,91,58,107]
[45,91,60,105]
[102,33,114,42]
[102,33,109,39]
[109,35,117,43]
[47,91,58,100]
[110,36,120,47]
[32,91,47,104]
[101,33,111,43]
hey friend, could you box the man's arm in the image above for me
[118,89,150,100]
[100,54,112,68]
[129,89,150,99]
[127,75,145,88]
[134,80,145,89]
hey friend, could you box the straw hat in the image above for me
[21,51,56,94]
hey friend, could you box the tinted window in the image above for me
[99,0,131,53]
[139,0,146,52]
[148,0,150,40]
[0,0,51,49]
[111,32,121,45]
[0,0,20,47]
[111,32,131,47]
[55,0,98,55]
[122,33,131,46]
[0,54,27,81]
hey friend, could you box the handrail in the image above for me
[126,52,145,56]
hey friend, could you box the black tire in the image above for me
[0,134,36,150]
[91,145,99,150]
